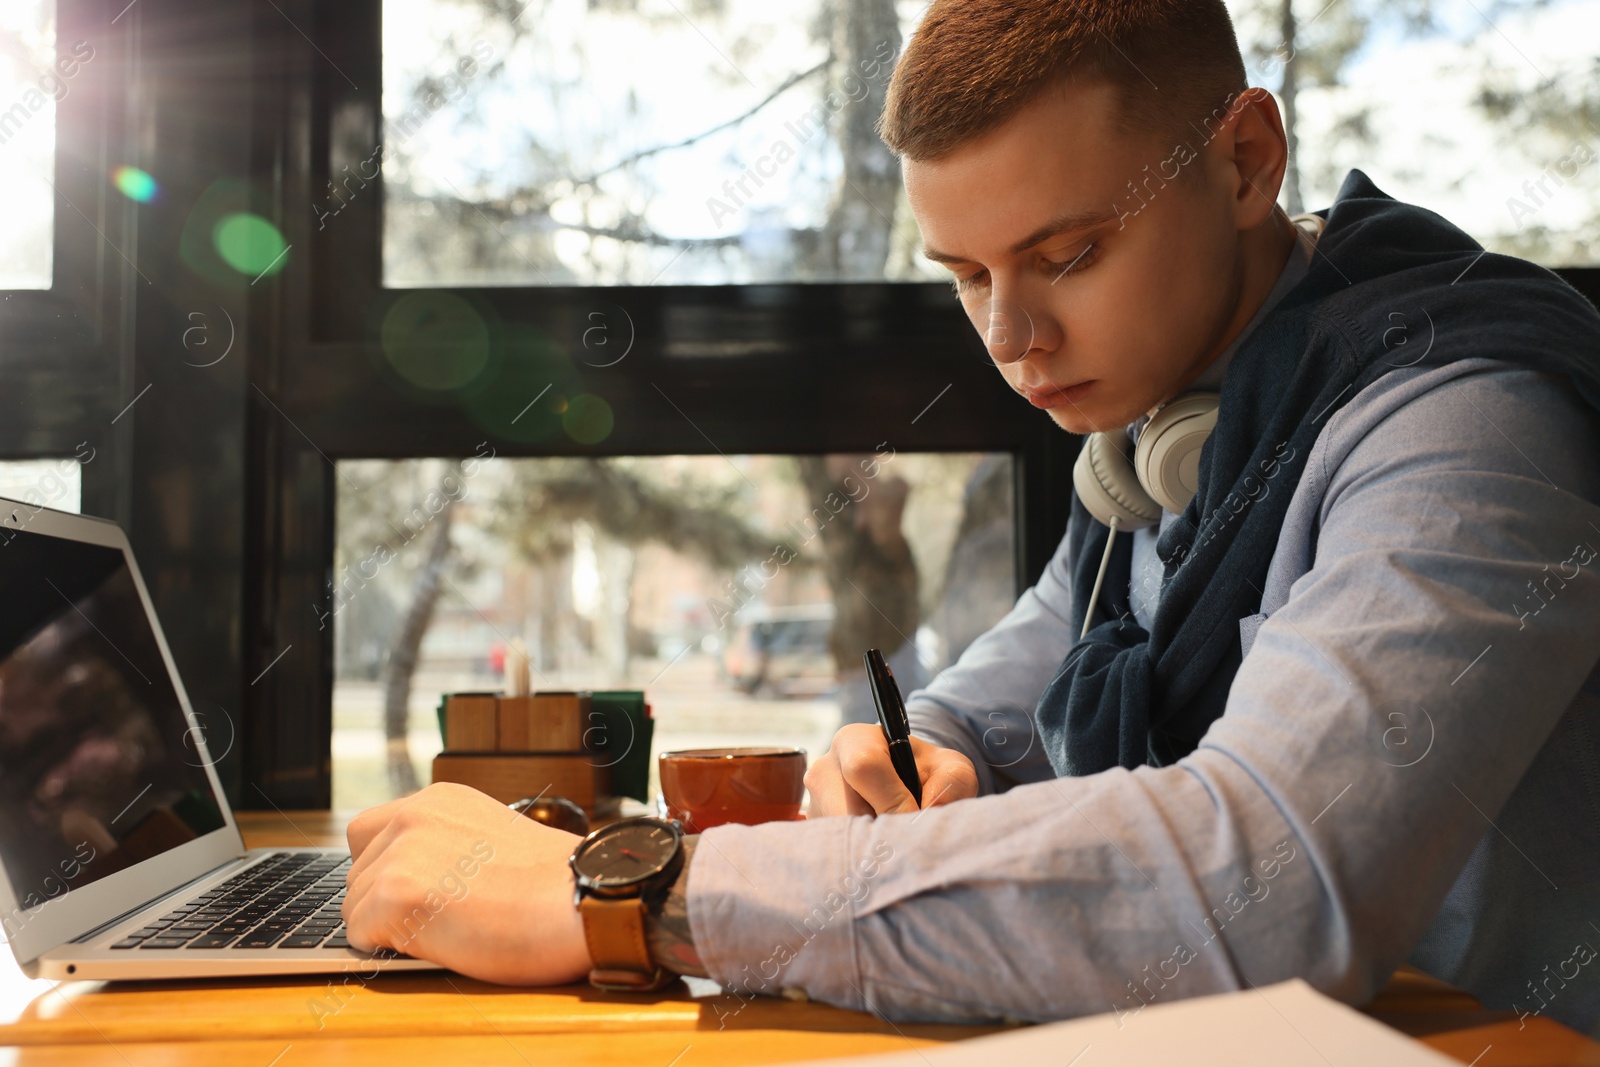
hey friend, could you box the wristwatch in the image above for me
[568,816,685,992]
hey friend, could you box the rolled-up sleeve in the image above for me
[687,364,1600,1024]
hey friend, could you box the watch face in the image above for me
[572,819,680,889]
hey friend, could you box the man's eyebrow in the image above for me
[922,247,970,266]
[921,208,1119,266]
[1005,209,1118,255]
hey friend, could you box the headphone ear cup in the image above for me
[1073,431,1163,530]
[1134,392,1220,514]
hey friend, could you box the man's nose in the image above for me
[981,289,1049,365]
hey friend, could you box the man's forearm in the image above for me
[682,366,1600,1023]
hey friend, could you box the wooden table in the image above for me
[0,811,1595,1065]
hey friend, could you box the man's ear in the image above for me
[1217,87,1289,231]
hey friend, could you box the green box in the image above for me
[589,690,653,804]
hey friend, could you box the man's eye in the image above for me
[1044,243,1097,282]
[953,269,990,295]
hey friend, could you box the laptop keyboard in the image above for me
[109,851,380,952]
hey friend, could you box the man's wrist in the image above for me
[644,834,708,978]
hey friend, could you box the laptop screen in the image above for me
[0,526,226,915]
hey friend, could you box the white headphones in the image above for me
[1067,211,1325,637]
[1072,391,1221,529]
[1070,392,1220,637]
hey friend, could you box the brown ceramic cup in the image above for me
[658,746,807,832]
[509,795,590,836]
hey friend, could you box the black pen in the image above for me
[864,648,922,807]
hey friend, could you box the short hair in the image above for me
[880,0,1249,161]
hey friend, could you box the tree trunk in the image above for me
[1279,0,1304,215]
[820,0,903,277]
[796,456,919,671]
[596,536,636,681]
[380,500,455,797]
[932,456,1016,668]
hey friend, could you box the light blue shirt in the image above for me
[685,251,1600,1033]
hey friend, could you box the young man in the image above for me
[341,0,1600,1033]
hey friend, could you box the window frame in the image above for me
[0,0,131,491]
[240,0,1076,807]
[4,0,1594,810]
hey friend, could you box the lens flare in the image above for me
[111,166,158,203]
[212,213,288,277]
[380,292,491,392]
[461,324,577,443]
[563,393,614,445]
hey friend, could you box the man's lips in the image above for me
[1018,381,1093,409]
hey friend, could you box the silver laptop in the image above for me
[0,499,439,980]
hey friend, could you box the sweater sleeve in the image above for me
[686,363,1600,1024]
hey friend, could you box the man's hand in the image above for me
[805,724,979,816]
[343,782,592,985]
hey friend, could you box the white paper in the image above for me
[777,980,1458,1067]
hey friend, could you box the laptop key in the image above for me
[187,934,239,948]
[237,932,286,948]
[110,937,146,949]
[140,939,192,949]
[279,935,328,948]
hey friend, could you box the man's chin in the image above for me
[1042,392,1150,436]
[1045,405,1109,436]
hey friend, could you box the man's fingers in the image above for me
[805,754,876,817]
[917,758,979,810]
[340,870,383,952]
[905,737,978,810]
[341,862,406,954]
[346,794,411,860]
[837,743,920,815]
[836,779,878,817]
[345,808,409,894]
[814,726,979,816]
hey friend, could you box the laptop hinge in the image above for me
[68,856,251,944]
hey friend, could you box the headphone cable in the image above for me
[1080,515,1121,641]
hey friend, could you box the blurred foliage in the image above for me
[491,456,789,568]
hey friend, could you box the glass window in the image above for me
[382,0,1599,280]
[330,453,1015,810]
[0,0,57,289]
[0,458,82,514]
[379,0,941,286]
[1227,0,1599,264]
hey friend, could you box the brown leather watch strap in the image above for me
[578,895,672,992]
